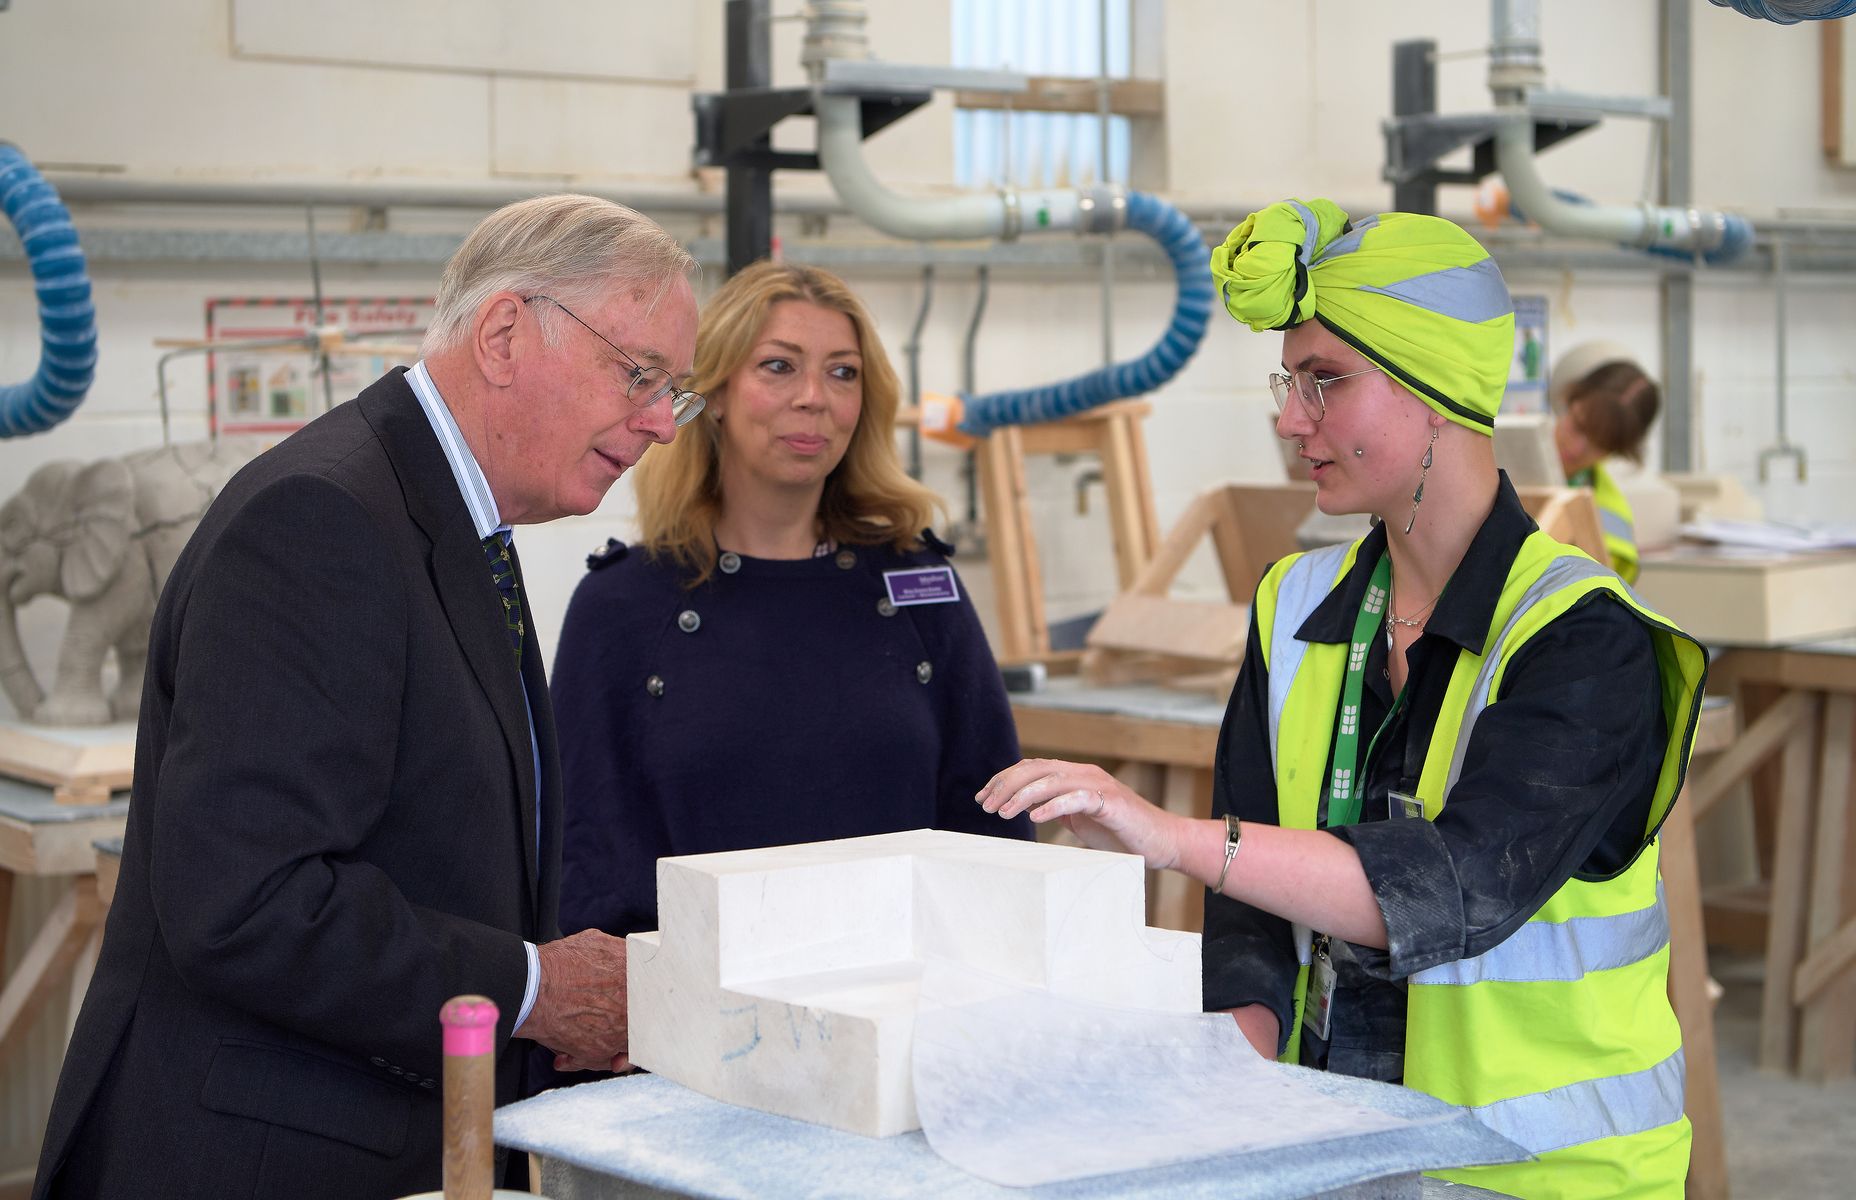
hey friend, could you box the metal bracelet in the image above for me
[1214,813,1242,894]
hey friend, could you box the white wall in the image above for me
[2,0,1852,685]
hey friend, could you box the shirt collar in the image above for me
[1293,471,1535,655]
[406,360,507,542]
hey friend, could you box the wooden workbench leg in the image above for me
[1798,693,1856,1082]
[0,875,101,1069]
[0,869,14,970]
[977,428,1046,661]
[1099,413,1158,590]
[1110,762,1165,926]
[1147,766,1214,935]
[1760,701,1821,1073]
[1660,800,1728,1200]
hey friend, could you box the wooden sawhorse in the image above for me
[0,780,128,1067]
[1692,640,1856,1085]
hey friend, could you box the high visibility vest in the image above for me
[1254,530,1706,1200]
[1572,462,1640,585]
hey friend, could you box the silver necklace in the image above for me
[1385,583,1439,630]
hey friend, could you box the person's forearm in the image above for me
[1223,1003,1283,1060]
[1172,815,1387,949]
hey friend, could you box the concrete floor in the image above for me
[1711,950,1856,1198]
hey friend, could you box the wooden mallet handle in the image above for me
[440,994,499,1200]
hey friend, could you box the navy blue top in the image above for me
[551,534,1031,945]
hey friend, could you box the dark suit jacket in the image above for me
[35,369,562,1200]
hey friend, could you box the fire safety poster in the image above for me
[206,296,433,436]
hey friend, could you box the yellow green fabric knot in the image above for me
[1211,198,1515,434]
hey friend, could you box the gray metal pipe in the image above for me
[39,172,847,217]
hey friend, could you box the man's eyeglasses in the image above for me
[524,295,705,427]
[1267,365,1383,424]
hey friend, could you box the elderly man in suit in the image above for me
[34,194,701,1199]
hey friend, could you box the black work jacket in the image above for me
[1202,474,1664,1081]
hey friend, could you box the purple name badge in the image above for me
[883,566,960,607]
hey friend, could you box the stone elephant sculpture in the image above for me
[0,437,266,725]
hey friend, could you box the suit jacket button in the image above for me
[421,1078,436,1089]
[677,609,701,633]
[876,598,897,617]
[719,551,742,574]
[916,661,933,684]
[835,549,857,570]
[646,674,666,697]
[370,1057,388,1067]
[389,1065,403,1075]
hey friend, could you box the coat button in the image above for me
[835,549,857,570]
[646,675,665,697]
[877,598,897,617]
[370,1057,387,1067]
[389,1065,403,1075]
[719,551,742,574]
[916,661,933,685]
[421,1078,436,1089]
[677,609,701,633]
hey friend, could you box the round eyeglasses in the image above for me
[525,295,705,427]
[1267,365,1383,424]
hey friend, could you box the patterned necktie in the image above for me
[482,533,524,666]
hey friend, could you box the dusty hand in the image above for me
[975,758,1183,871]
[518,929,631,1073]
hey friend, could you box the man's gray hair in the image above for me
[422,194,695,357]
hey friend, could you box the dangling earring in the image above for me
[1404,425,1438,536]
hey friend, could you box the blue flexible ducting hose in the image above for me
[1708,0,1856,22]
[1,144,97,438]
[959,191,1212,436]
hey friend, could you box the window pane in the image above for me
[952,0,1132,189]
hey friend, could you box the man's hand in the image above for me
[517,929,631,1073]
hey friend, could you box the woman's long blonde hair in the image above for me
[632,261,941,583]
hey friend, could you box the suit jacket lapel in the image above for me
[359,371,541,923]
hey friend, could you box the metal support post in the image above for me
[1391,41,1440,214]
[1658,0,1695,471]
[725,0,773,276]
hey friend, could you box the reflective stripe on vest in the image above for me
[1468,1047,1687,1157]
[1440,555,1613,795]
[1265,542,1354,782]
[1599,506,1635,545]
[1413,882,1669,986]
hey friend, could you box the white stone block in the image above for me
[627,829,1200,1137]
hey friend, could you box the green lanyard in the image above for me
[1323,554,1393,828]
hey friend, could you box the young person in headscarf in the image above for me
[978,199,1706,1199]
[1550,340,1662,584]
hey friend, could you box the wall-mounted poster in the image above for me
[207,296,433,436]
[1503,293,1549,416]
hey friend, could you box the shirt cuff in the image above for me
[515,940,540,1033]
[1331,818,1468,979]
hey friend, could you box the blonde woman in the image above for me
[550,260,1028,970]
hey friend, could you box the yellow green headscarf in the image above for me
[1210,198,1514,434]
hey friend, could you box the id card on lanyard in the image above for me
[1306,552,1398,1042]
